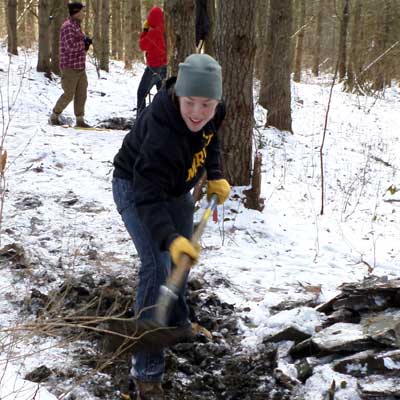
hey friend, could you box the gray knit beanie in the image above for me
[175,54,222,100]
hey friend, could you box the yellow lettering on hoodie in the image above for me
[186,132,214,182]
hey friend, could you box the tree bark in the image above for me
[165,0,196,76]
[51,0,68,76]
[259,0,293,133]
[338,0,349,81]
[204,0,216,57]
[123,0,135,69]
[312,0,323,76]
[293,0,305,82]
[93,0,101,59]
[18,0,26,47]
[215,0,256,186]
[37,0,51,74]
[99,0,110,71]
[254,0,269,81]
[25,0,37,48]
[345,0,362,92]
[7,0,18,55]
[132,0,142,61]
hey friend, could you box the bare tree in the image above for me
[18,0,26,47]
[25,0,37,48]
[259,0,293,133]
[215,0,257,185]
[165,0,196,76]
[99,0,110,71]
[131,0,142,61]
[111,0,123,59]
[92,0,101,59]
[254,0,269,81]
[51,0,68,75]
[123,0,136,69]
[84,0,90,33]
[345,0,362,92]
[293,0,305,82]
[37,0,51,75]
[338,0,349,81]
[7,0,18,55]
[312,0,324,76]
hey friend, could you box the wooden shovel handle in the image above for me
[167,194,218,290]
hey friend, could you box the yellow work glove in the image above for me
[207,179,231,205]
[143,20,150,30]
[169,236,200,266]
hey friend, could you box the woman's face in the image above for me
[178,96,219,132]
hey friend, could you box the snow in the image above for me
[1,46,400,398]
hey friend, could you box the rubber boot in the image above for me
[76,116,92,128]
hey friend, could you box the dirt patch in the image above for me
[21,273,292,399]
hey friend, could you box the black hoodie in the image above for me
[113,78,225,250]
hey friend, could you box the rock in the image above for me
[263,326,311,344]
[358,375,400,397]
[333,349,400,377]
[24,365,52,382]
[311,323,373,353]
[362,309,400,347]
[317,276,400,315]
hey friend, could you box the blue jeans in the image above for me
[136,66,167,117]
[112,177,194,382]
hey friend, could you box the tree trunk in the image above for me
[345,0,362,92]
[84,0,90,33]
[37,0,51,74]
[111,0,118,58]
[254,0,269,81]
[99,0,110,71]
[115,0,124,60]
[18,0,26,48]
[259,0,293,133]
[123,0,135,69]
[25,0,36,48]
[93,0,101,59]
[165,0,196,76]
[7,0,18,55]
[372,0,391,91]
[338,0,349,81]
[312,0,323,76]
[204,0,216,57]
[215,0,256,186]
[51,0,68,76]
[132,0,142,61]
[293,0,305,82]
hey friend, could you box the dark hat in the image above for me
[175,54,222,100]
[68,2,85,16]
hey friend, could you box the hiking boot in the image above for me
[135,380,165,400]
[75,116,92,128]
[49,112,61,125]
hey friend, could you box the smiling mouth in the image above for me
[190,118,202,124]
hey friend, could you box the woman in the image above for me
[113,54,230,400]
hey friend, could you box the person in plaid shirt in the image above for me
[49,2,92,128]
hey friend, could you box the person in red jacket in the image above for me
[136,6,167,117]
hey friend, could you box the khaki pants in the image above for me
[53,68,88,117]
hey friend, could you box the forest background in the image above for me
[3,0,400,193]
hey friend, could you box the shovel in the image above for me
[103,194,219,353]
[154,193,219,326]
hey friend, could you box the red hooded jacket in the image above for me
[139,6,167,68]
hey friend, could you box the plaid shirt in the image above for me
[59,17,86,70]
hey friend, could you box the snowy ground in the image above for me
[0,47,399,399]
